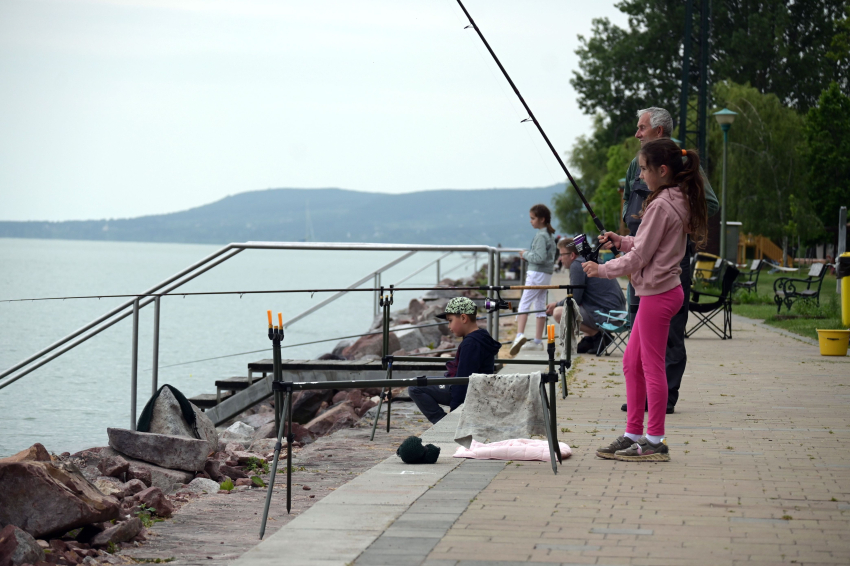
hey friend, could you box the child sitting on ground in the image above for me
[408,297,502,424]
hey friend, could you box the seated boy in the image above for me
[408,297,502,424]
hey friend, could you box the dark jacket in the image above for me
[444,328,501,411]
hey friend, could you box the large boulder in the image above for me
[96,455,129,479]
[304,401,359,437]
[185,478,220,495]
[147,387,218,455]
[341,332,401,360]
[0,460,119,539]
[0,444,52,465]
[0,524,45,566]
[291,390,334,424]
[241,412,275,429]
[393,325,430,352]
[90,518,142,548]
[107,428,208,472]
[253,421,315,444]
[97,448,192,493]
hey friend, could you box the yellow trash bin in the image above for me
[816,329,850,356]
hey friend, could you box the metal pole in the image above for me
[563,296,572,399]
[259,385,289,539]
[487,250,495,335]
[838,206,847,294]
[151,296,160,397]
[494,251,501,342]
[436,258,441,284]
[374,274,379,318]
[286,390,293,513]
[130,298,139,431]
[720,125,729,261]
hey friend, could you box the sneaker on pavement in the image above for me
[576,334,597,354]
[596,435,636,460]
[614,437,670,462]
[509,334,528,356]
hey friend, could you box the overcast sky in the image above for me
[0,0,629,222]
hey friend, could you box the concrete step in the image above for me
[214,376,259,392]
[189,392,233,410]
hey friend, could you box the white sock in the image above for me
[646,434,664,445]
[533,338,542,344]
[515,333,525,340]
[624,432,641,442]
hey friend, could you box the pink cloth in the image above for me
[597,187,689,296]
[453,438,571,462]
[624,285,683,437]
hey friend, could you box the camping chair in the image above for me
[594,309,631,356]
[773,263,827,313]
[734,259,763,294]
[693,253,721,283]
[686,262,740,340]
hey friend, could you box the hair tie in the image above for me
[681,149,687,156]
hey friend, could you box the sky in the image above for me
[0,0,629,222]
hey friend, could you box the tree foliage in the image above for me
[802,82,850,232]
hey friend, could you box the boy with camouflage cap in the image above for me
[408,297,502,424]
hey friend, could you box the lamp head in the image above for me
[713,108,738,127]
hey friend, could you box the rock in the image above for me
[184,478,220,495]
[0,461,119,539]
[0,524,45,566]
[240,412,274,429]
[147,387,219,455]
[0,444,52,465]
[408,298,427,321]
[317,353,344,360]
[346,390,364,409]
[233,478,252,487]
[203,460,224,482]
[394,325,430,352]
[92,477,125,498]
[230,451,266,464]
[330,339,354,359]
[218,422,254,447]
[331,391,347,405]
[98,448,191,493]
[252,421,315,444]
[89,518,142,548]
[356,399,377,417]
[107,428,208,472]
[246,439,281,454]
[223,442,246,455]
[122,479,147,496]
[291,390,334,424]
[304,401,359,437]
[341,332,401,360]
[219,465,247,480]
[126,464,152,488]
[224,421,254,436]
[135,487,174,518]
[96,456,129,479]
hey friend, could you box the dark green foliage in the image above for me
[396,435,441,464]
[802,83,850,232]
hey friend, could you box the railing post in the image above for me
[152,296,160,397]
[436,258,441,284]
[487,250,495,335]
[131,298,139,431]
[491,252,502,342]
[374,273,381,318]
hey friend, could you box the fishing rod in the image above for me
[453,0,617,261]
[0,284,584,304]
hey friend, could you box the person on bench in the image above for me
[408,297,501,424]
[546,237,626,353]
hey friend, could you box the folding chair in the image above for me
[594,310,631,355]
[686,263,740,339]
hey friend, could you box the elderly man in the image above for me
[620,107,720,414]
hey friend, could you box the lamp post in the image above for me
[618,178,626,234]
[713,108,737,261]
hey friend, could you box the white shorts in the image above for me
[517,271,552,318]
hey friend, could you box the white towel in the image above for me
[556,297,582,360]
[453,372,547,448]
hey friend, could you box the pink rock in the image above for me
[126,464,152,487]
[230,451,266,464]
[233,478,252,487]
[304,401,359,437]
[331,391,347,405]
[219,465,247,480]
[135,487,174,518]
[122,479,147,496]
[97,456,129,479]
[345,391,363,409]
[90,518,142,548]
[204,460,224,482]
[0,524,45,566]
[356,400,377,417]
[0,444,52,464]
[341,332,401,360]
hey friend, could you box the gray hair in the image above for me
[637,107,673,138]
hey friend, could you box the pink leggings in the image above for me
[623,285,683,438]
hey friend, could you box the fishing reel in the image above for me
[484,290,511,313]
[573,233,605,263]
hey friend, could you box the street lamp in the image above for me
[713,108,737,262]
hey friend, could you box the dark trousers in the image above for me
[408,385,453,424]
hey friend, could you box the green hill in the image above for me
[0,185,567,247]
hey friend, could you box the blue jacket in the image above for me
[444,328,502,411]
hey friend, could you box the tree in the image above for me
[708,81,810,243]
[570,0,849,145]
[802,82,850,232]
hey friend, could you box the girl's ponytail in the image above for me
[637,140,708,250]
[530,204,556,235]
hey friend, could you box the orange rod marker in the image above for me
[547,324,555,343]
[278,312,283,328]
[267,310,273,327]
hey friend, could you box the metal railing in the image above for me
[0,241,523,429]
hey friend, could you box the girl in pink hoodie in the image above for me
[582,138,709,462]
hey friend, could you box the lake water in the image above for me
[0,238,480,457]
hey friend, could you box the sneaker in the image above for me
[620,401,649,412]
[522,341,544,351]
[666,404,675,414]
[509,334,528,356]
[576,334,598,354]
[596,436,636,460]
[614,437,670,462]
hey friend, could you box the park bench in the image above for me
[734,259,763,294]
[772,263,827,313]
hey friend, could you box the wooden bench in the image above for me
[773,263,827,313]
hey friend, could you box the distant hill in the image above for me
[0,185,566,248]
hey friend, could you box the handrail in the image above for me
[1,242,523,394]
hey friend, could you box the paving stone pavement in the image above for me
[422,314,850,565]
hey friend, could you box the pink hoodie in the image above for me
[597,186,690,296]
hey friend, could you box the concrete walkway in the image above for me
[233,293,850,565]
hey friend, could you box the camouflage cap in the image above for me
[436,297,478,320]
